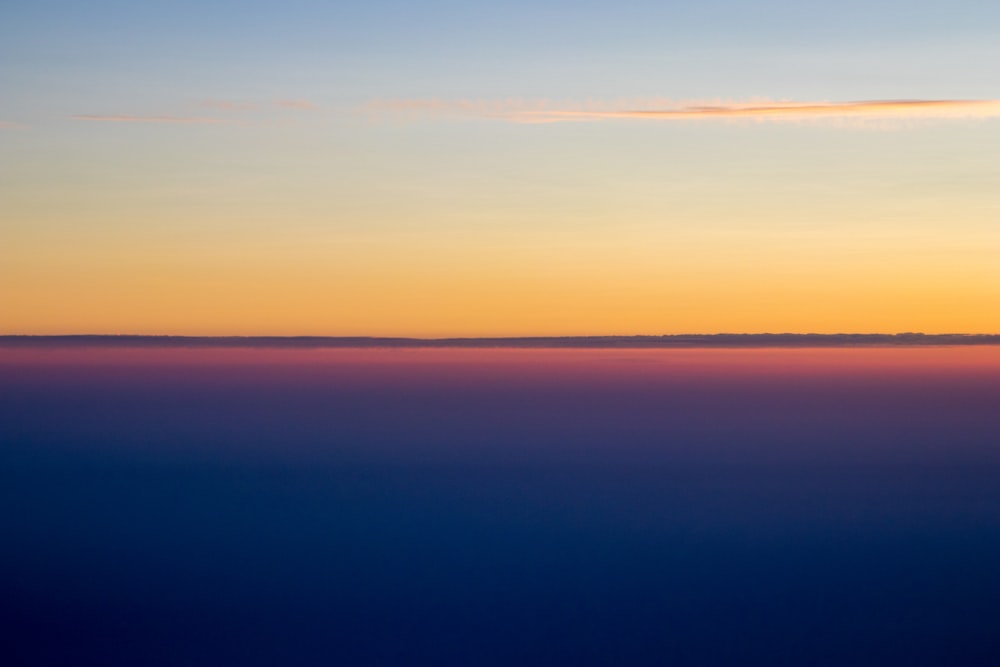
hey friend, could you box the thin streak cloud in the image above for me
[366,98,1000,124]
[70,115,228,124]
[0,120,26,129]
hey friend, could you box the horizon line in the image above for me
[3,333,1000,349]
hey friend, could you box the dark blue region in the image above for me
[3,366,1000,665]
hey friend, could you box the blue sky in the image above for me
[4,0,999,118]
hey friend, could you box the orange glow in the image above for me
[4,228,999,335]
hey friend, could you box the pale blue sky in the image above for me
[3,0,1000,120]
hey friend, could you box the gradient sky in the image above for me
[2,1,999,336]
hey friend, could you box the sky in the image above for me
[2,0,999,336]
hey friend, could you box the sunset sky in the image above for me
[3,1,999,336]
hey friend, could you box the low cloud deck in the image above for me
[3,334,1000,348]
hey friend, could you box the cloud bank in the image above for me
[366,98,1000,124]
[5,334,1000,349]
[67,98,1000,129]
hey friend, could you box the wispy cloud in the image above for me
[0,120,26,129]
[365,98,1000,125]
[70,115,228,124]
[275,99,318,110]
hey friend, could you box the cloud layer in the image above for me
[366,98,1000,124]
[67,98,1000,129]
